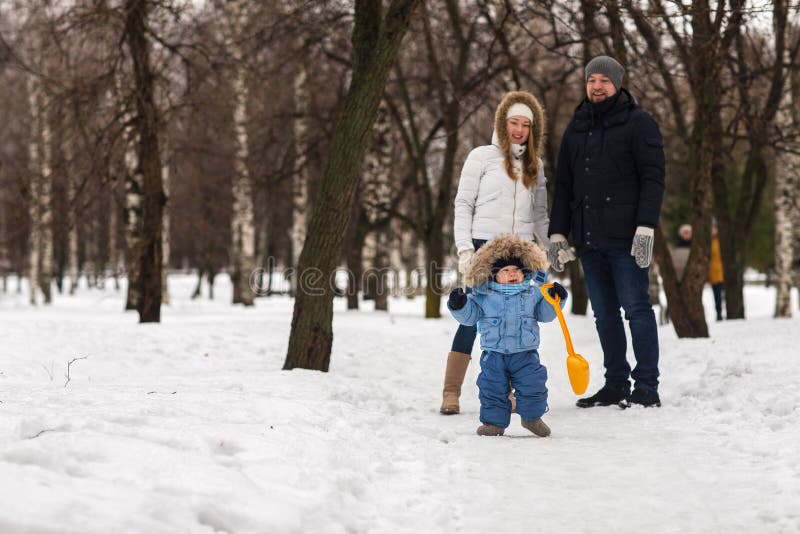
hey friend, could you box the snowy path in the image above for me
[1,276,799,533]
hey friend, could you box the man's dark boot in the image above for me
[621,389,661,408]
[576,385,629,408]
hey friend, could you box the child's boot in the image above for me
[522,418,551,437]
[440,351,471,415]
[476,424,505,436]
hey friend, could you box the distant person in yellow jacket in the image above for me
[708,224,724,321]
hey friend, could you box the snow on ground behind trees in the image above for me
[0,275,799,533]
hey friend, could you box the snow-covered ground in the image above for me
[1,274,799,534]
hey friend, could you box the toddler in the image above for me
[448,235,566,436]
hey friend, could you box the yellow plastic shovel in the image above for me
[540,283,590,395]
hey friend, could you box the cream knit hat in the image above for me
[506,103,533,122]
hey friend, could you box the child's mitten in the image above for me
[547,281,568,301]
[448,288,467,310]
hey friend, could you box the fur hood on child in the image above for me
[465,235,548,287]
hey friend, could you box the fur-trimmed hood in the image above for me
[494,91,546,154]
[465,235,548,287]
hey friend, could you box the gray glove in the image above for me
[630,226,654,268]
[547,234,575,272]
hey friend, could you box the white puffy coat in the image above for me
[453,133,551,253]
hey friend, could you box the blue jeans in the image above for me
[451,239,487,354]
[580,249,659,392]
[451,309,478,353]
[711,283,724,320]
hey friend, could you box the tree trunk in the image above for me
[66,127,80,295]
[227,0,256,306]
[122,92,143,310]
[26,74,41,305]
[362,100,394,311]
[774,34,799,317]
[208,270,216,300]
[109,178,120,290]
[419,2,467,319]
[568,260,588,315]
[291,59,310,292]
[0,204,7,293]
[653,225,702,335]
[192,269,203,299]
[715,2,789,320]
[38,87,53,304]
[372,226,390,311]
[284,0,421,371]
[256,204,271,298]
[161,145,170,305]
[125,0,164,323]
[424,229,445,318]
[774,150,797,317]
[344,203,368,310]
[580,0,600,63]
[659,3,732,338]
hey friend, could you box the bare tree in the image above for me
[26,72,42,305]
[361,100,394,311]
[284,0,421,371]
[24,12,54,305]
[291,52,310,291]
[124,0,165,323]
[774,40,800,317]
[220,0,256,306]
[714,1,799,319]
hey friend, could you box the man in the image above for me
[547,56,665,408]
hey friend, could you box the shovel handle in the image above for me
[540,283,576,357]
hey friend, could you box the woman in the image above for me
[441,91,551,415]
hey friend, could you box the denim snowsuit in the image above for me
[449,275,565,427]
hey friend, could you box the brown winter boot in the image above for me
[476,424,505,436]
[522,418,551,437]
[440,351,471,415]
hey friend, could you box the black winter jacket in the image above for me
[548,89,665,253]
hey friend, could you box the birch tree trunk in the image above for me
[27,74,41,305]
[121,80,143,309]
[225,0,256,306]
[774,60,800,317]
[38,87,53,304]
[291,60,309,292]
[284,0,421,371]
[65,121,80,295]
[125,0,164,323]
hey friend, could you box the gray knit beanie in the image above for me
[585,56,625,90]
